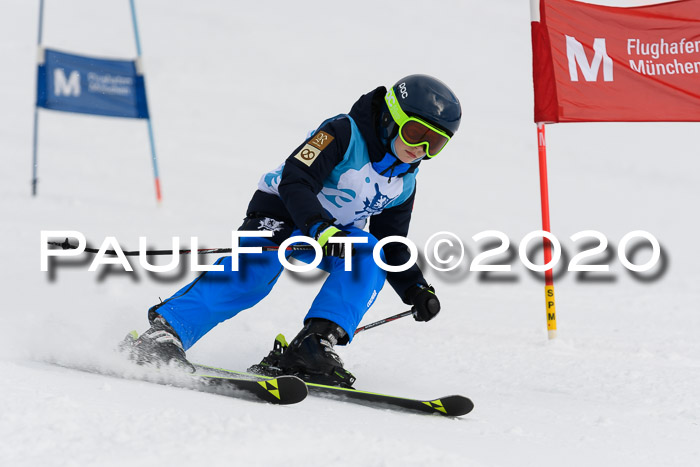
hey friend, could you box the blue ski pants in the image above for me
[153,226,387,350]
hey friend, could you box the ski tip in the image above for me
[429,395,474,417]
[202,374,308,405]
[260,375,308,405]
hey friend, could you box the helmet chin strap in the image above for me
[379,109,398,142]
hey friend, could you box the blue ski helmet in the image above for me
[388,74,461,136]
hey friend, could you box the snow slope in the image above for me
[1,1,698,466]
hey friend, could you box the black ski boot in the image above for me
[120,315,195,373]
[249,319,356,388]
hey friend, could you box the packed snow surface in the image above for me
[1,1,698,466]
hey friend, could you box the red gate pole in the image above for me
[537,122,558,339]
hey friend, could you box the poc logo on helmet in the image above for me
[398,82,408,98]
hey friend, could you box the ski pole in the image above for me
[47,238,314,257]
[354,309,415,336]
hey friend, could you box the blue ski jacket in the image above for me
[245,87,429,304]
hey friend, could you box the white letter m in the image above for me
[566,36,613,82]
[54,68,81,97]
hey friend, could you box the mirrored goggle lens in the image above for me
[400,120,450,156]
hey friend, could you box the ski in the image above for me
[304,383,473,417]
[193,363,474,417]
[50,361,308,405]
[194,372,308,405]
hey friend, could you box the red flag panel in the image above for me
[532,0,700,122]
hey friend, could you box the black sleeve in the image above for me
[368,185,429,304]
[278,117,351,235]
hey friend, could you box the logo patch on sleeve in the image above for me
[293,131,334,167]
[308,131,334,151]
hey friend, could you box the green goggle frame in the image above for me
[385,87,452,158]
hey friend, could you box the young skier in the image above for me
[123,74,462,387]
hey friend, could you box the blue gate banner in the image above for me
[36,48,150,119]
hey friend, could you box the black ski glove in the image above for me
[406,285,441,322]
[313,222,351,259]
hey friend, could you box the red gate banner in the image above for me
[532,0,700,122]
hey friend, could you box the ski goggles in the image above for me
[385,88,452,158]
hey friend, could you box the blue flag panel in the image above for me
[36,48,149,119]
